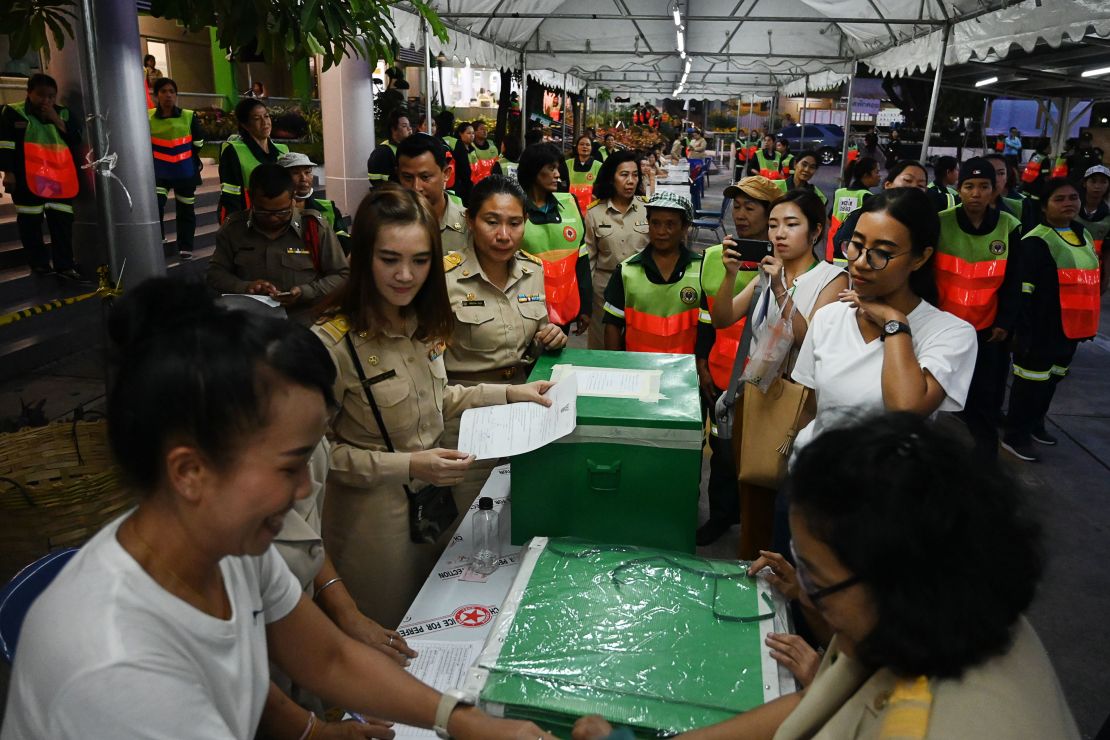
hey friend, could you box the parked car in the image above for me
[775,123,845,165]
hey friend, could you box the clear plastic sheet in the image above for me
[473,538,783,738]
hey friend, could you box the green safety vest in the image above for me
[598,146,610,162]
[774,178,827,205]
[471,140,498,184]
[935,208,1019,330]
[497,155,519,181]
[522,192,586,325]
[222,135,289,204]
[754,150,783,178]
[700,244,759,388]
[928,182,957,210]
[1025,224,1101,339]
[1001,196,1024,221]
[10,101,78,199]
[780,153,794,173]
[311,198,347,237]
[566,157,602,213]
[149,108,196,180]
[828,187,871,261]
[1076,211,1109,257]
[619,250,703,354]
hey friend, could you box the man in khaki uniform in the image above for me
[206,163,348,320]
[443,248,552,384]
[396,133,470,254]
[584,169,650,349]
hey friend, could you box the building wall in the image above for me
[138,16,214,96]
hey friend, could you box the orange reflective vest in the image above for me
[934,208,1020,330]
[521,192,586,325]
[441,136,458,189]
[700,244,759,388]
[9,102,78,199]
[1028,224,1101,340]
[471,140,498,185]
[149,108,198,180]
[565,157,601,215]
[616,249,703,354]
[1021,154,1044,184]
[1051,157,1068,178]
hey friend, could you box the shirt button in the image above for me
[873,690,891,711]
[406,356,414,363]
[418,391,426,399]
[421,423,429,431]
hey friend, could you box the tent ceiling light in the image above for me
[974,76,998,87]
[673,4,681,25]
[1081,66,1110,78]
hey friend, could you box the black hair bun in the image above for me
[107,278,223,353]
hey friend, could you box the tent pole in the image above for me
[1053,96,1071,158]
[918,22,951,162]
[422,18,434,124]
[561,73,568,148]
[840,62,857,180]
[800,75,808,147]
[520,52,528,151]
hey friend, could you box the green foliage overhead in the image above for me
[0,0,447,69]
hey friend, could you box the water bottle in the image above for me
[470,497,499,575]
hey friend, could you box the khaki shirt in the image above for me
[311,313,507,490]
[443,245,550,376]
[585,197,650,274]
[774,618,1079,740]
[272,439,329,593]
[206,209,349,305]
[440,195,470,255]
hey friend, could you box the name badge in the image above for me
[362,369,397,386]
[286,247,311,255]
[462,300,485,307]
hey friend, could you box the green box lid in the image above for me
[528,349,702,431]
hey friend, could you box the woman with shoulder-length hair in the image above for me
[311,184,552,628]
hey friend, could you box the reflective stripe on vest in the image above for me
[622,255,703,354]
[701,244,758,388]
[441,136,458,188]
[223,137,289,207]
[566,158,601,216]
[149,108,196,180]
[755,150,783,180]
[11,102,78,199]
[934,208,1019,330]
[521,193,585,325]
[1051,157,1068,178]
[1028,224,1101,340]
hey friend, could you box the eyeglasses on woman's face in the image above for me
[843,240,911,270]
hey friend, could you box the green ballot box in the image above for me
[463,537,789,738]
[510,349,703,553]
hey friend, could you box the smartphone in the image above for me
[726,238,773,264]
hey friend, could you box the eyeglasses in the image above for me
[843,241,910,271]
[790,540,861,605]
[251,207,293,219]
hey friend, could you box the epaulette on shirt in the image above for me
[316,314,350,343]
[444,251,465,272]
[517,250,543,265]
[587,198,602,210]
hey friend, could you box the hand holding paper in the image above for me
[457,377,578,460]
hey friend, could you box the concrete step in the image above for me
[0,246,215,382]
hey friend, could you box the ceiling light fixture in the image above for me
[974,76,998,87]
[1081,66,1110,78]
[673,4,681,26]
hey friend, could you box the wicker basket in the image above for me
[0,419,134,581]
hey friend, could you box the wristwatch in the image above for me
[433,689,475,739]
[880,320,912,341]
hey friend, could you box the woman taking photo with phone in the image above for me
[312,185,552,628]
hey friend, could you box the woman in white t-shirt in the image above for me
[711,188,848,372]
[792,187,978,454]
[1,280,556,740]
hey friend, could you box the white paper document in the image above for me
[457,376,578,460]
[549,364,663,401]
[381,641,482,739]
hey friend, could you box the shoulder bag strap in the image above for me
[343,332,395,453]
[724,278,764,406]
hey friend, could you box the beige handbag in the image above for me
[737,377,813,489]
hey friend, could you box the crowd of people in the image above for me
[0,74,1103,738]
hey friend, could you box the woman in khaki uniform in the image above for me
[312,185,552,628]
[573,414,1077,740]
[442,176,568,501]
[584,151,648,349]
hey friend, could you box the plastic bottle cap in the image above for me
[478,497,494,510]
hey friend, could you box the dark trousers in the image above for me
[957,331,1009,461]
[156,179,197,250]
[1005,341,1078,443]
[16,198,75,271]
[706,432,740,526]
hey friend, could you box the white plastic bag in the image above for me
[740,273,796,394]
